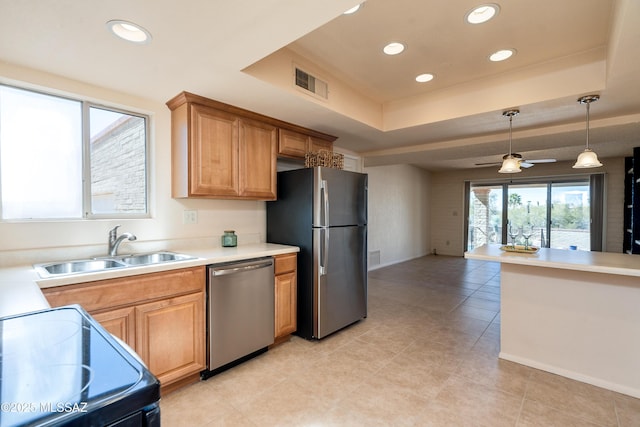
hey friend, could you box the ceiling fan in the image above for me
[475,109,556,171]
[475,153,557,169]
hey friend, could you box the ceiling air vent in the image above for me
[295,67,328,99]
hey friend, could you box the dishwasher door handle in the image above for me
[211,260,273,277]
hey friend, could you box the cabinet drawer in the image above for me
[274,253,297,275]
[43,266,206,312]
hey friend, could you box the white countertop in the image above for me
[465,244,640,277]
[0,243,299,318]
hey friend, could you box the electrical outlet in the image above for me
[183,210,198,224]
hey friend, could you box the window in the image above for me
[0,85,148,220]
[465,176,604,252]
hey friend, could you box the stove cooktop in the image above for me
[0,305,160,427]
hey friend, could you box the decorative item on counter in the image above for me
[499,244,539,254]
[221,230,237,247]
[304,150,344,169]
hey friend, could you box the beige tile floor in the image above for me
[161,255,640,426]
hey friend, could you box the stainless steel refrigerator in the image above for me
[267,167,367,339]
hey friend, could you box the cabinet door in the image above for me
[190,104,239,196]
[239,118,277,199]
[278,129,309,158]
[93,306,136,348]
[135,292,205,386]
[309,136,333,153]
[275,271,297,338]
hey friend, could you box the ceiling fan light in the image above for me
[498,155,522,173]
[573,149,603,169]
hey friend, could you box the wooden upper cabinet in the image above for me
[190,104,239,197]
[239,118,277,199]
[167,92,277,200]
[309,136,333,153]
[278,128,334,160]
[278,129,309,159]
[167,92,336,199]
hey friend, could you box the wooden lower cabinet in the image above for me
[42,267,206,394]
[135,292,205,387]
[92,306,136,346]
[273,253,297,341]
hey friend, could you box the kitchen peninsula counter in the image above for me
[465,244,640,398]
[465,243,640,277]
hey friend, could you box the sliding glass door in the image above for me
[507,183,548,249]
[467,178,595,251]
[467,185,503,249]
[550,182,591,250]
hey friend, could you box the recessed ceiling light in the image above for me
[383,42,405,55]
[106,20,152,44]
[416,73,435,83]
[343,3,363,14]
[465,4,500,24]
[489,48,516,62]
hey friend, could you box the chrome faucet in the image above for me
[108,225,137,256]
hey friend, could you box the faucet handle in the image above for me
[108,225,121,240]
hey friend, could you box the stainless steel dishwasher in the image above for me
[203,257,274,377]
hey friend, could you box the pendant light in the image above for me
[498,109,522,173]
[573,95,603,168]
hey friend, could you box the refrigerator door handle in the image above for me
[320,228,329,275]
[321,179,329,227]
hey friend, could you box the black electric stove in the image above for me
[0,305,160,427]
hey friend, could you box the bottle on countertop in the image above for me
[221,230,237,247]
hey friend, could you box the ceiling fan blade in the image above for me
[525,158,557,164]
[520,162,535,168]
[475,161,502,167]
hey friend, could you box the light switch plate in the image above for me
[183,210,198,224]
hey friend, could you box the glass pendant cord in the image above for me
[584,99,592,150]
[508,112,514,153]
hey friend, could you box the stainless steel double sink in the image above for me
[34,252,196,278]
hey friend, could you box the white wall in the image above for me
[0,63,268,267]
[364,164,431,269]
[430,157,626,256]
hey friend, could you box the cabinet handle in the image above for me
[211,261,273,276]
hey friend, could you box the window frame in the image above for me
[464,173,605,252]
[0,83,151,221]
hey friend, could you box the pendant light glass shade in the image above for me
[573,95,603,169]
[498,109,522,174]
[499,155,522,173]
[573,148,602,168]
